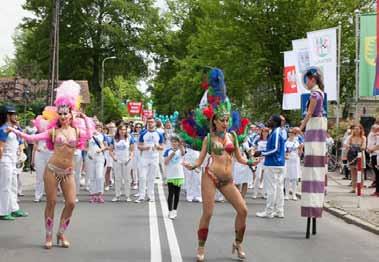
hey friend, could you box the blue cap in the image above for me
[2,105,16,114]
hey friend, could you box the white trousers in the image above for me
[253,161,264,196]
[34,151,51,200]
[74,154,82,193]
[131,156,140,184]
[0,161,19,215]
[86,156,105,194]
[263,167,284,215]
[184,169,201,200]
[114,160,132,198]
[138,158,159,200]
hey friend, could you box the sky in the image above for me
[0,0,32,66]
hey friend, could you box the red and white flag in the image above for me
[282,51,301,110]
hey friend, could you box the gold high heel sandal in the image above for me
[232,242,246,260]
[44,234,53,249]
[196,247,205,262]
[56,233,70,248]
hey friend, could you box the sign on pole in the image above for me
[127,102,143,115]
[282,51,301,110]
[359,13,378,96]
[307,28,338,101]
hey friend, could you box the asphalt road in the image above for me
[1,177,378,262]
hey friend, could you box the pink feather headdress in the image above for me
[54,80,81,110]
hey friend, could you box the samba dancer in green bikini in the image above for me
[182,68,257,261]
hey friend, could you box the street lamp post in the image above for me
[101,56,116,122]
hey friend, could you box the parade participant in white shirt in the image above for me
[164,135,185,219]
[233,137,253,199]
[183,146,202,202]
[156,119,165,179]
[111,124,135,202]
[86,123,107,203]
[31,118,53,203]
[135,117,164,202]
[131,123,143,190]
[252,127,269,199]
[284,129,301,201]
[0,105,28,221]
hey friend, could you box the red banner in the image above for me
[283,66,298,94]
[127,102,142,114]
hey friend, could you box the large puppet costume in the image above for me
[9,80,95,249]
[181,68,256,261]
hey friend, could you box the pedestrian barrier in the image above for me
[356,152,362,208]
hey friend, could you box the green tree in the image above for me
[15,0,165,107]
[152,0,373,123]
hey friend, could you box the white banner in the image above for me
[307,28,337,101]
[292,38,310,94]
[282,51,301,110]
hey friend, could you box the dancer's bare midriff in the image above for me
[48,145,75,169]
[206,154,234,188]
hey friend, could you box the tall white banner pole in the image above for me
[336,22,342,161]
[355,9,361,117]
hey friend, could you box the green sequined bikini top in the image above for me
[207,132,238,156]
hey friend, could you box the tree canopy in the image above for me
[3,0,376,123]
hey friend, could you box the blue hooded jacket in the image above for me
[262,127,286,168]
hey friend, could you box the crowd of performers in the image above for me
[0,67,328,261]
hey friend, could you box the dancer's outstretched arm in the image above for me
[183,136,208,170]
[8,127,50,142]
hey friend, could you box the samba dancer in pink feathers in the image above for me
[8,81,94,249]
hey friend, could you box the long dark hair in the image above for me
[305,71,324,91]
[0,112,7,126]
[114,124,128,142]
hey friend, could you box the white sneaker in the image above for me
[186,198,193,202]
[75,198,79,203]
[125,197,132,202]
[148,198,155,202]
[104,186,110,192]
[256,211,274,218]
[133,193,140,197]
[134,198,144,203]
[112,196,120,202]
[292,195,298,201]
[284,195,289,200]
[171,210,177,219]
[274,212,285,218]
[33,198,41,203]
[132,185,138,190]
[252,194,257,199]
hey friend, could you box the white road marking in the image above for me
[149,198,162,262]
[157,175,183,262]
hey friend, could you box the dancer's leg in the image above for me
[219,183,248,243]
[43,169,58,247]
[58,175,76,246]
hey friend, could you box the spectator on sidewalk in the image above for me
[345,124,366,194]
[367,124,379,197]
[341,126,353,180]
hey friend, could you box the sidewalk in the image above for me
[324,171,379,234]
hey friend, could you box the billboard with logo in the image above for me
[359,13,378,97]
[307,28,337,101]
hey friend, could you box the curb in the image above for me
[323,203,379,235]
